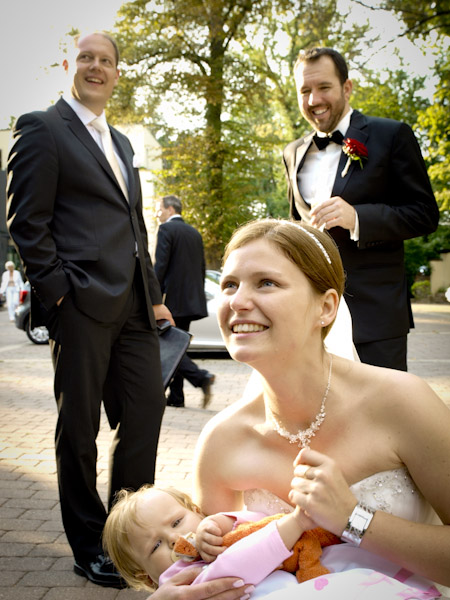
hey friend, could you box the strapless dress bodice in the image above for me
[244,467,437,524]
[244,467,447,598]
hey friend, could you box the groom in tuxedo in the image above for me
[7,32,173,587]
[283,47,438,371]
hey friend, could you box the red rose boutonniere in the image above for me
[341,138,368,178]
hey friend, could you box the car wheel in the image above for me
[26,317,50,345]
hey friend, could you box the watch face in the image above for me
[342,503,375,546]
[352,511,371,532]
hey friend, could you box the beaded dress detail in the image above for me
[244,467,436,524]
[243,467,445,599]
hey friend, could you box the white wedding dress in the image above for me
[243,468,447,599]
[239,298,449,598]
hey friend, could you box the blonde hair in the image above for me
[222,219,345,339]
[102,485,203,591]
[74,31,120,66]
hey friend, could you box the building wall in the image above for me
[430,252,450,295]
[0,129,12,171]
[115,124,162,256]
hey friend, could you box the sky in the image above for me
[0,0,436,131]
[0,0,124,129]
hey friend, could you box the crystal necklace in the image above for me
[267,354,333,448]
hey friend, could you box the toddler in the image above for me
[102,484,314,592]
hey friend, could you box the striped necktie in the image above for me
[90,117,129,201]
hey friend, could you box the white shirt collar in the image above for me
[64,95,107,127]
[337,107,353,136]
[314,107,353,138]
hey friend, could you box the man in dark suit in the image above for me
[283,47,439,370]
[7,32,173,587]
[155,195,215,408]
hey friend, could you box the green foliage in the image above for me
[107,0,448,264]
[404,224,450,289]
[411,279,431,300]
[109,0,270,259]
[381,0,450,38]
[154,130,265,265]
[353,68,429,127]
[415,43,450,217]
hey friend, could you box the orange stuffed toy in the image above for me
[173,514,340,583]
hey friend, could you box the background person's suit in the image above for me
[283,110,438,366]
[155,216,208,321]
[155,215,211,405]
[7,98,166,563]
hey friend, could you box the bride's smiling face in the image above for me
[218,238,320,366]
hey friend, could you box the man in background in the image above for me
[155,195,215,408]
[7,31,172,587]
[283,47,439,370]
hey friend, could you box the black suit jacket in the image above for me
[7,98,162,326]
[154,216,207,320]
[283,110,439,344]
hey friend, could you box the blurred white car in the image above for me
[14,282,50,345]
[14,271,227,352]
[189,270,227,352]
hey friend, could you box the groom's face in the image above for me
[295,55,352,133]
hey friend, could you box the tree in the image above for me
[109,0,438,263]
[353,67,429,127]
[381,0,450,38]
[378,1,450,218]
[109,0,270,262]
[351,0,450,283]
[416,44,450,218]
[110,0,385,261]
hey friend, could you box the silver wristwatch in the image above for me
[341,502,375,546]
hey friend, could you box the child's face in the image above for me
[128,489,203,585]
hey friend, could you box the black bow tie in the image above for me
[313,130,344,150]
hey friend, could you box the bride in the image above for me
[192,218,450,599]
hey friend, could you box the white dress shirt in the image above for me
[64,96,129,188]
[299,108,359,240]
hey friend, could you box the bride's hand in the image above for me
[289,447,357,536]
[152,567,254,599]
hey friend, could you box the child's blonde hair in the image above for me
[103,485,203,590]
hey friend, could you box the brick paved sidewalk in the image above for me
[0,303,449,599]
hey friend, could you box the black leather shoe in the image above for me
[74,554,126,588]
[201,374,215,409]
[167,398,185,407]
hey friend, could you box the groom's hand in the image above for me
[310,196,356,232]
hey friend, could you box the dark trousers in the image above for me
[355,335,408,371]
[47,268,165,562]
[168,316,209,404]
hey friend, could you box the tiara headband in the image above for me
[286,222,332,265]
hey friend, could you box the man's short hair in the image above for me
[74,31,120,67]
[294,47,348,85]
[162,195,182,214]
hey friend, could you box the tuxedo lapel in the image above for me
[291,133,314,211]
[332,111,368,198]
[294,133,314,172]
